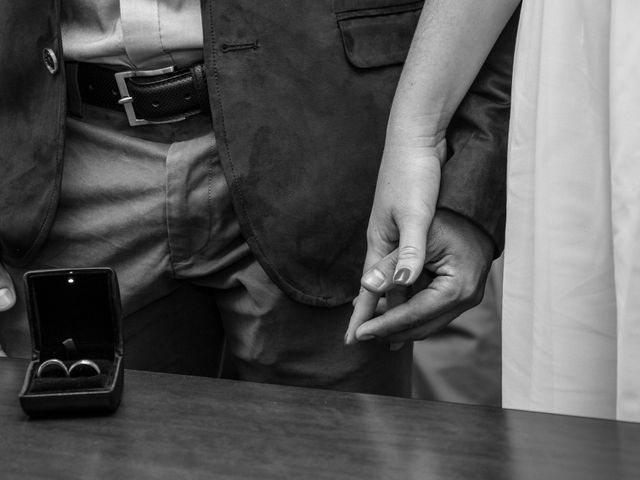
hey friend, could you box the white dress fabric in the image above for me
[503,0,640,421]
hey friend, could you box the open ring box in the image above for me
[19,268,124,416]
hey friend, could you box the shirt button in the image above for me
[42,48,59,75]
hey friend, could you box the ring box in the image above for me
[18,268,124,416]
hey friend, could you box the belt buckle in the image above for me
[114,66,187,127]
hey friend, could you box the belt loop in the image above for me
[65,62,83,118]
[191,64,210,109]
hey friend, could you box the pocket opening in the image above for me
[335,1,424,69]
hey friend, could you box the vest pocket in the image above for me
[334,0,424,68]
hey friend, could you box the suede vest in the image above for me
[0,0,516,306]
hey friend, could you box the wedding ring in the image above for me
[68,359,101,377]
[36,358,69,378]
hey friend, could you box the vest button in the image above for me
[42,48,59,75]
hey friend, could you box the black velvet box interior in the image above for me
[19,268,124,416]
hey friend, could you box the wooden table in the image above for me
[1,358,639,479]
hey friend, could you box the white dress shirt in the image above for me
[61,0,204,69]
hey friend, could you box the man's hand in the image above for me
[0,264,16,312]
[345,210,494,344]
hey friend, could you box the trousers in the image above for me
[0,105,412,396]
[413,257,502,405]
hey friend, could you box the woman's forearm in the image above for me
[387,0,521,146]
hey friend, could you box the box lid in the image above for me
[24,268,123,361]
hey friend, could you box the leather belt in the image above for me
[68,62,211,126]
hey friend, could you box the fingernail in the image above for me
[344,331,351,345]
[356,333,375,341]
[362,269,386,289]
[390,342,405,351]
[393,268,411,285]
[0,288,14,310]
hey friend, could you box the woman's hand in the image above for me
[344,133,446,345]
[367,132,446,290]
